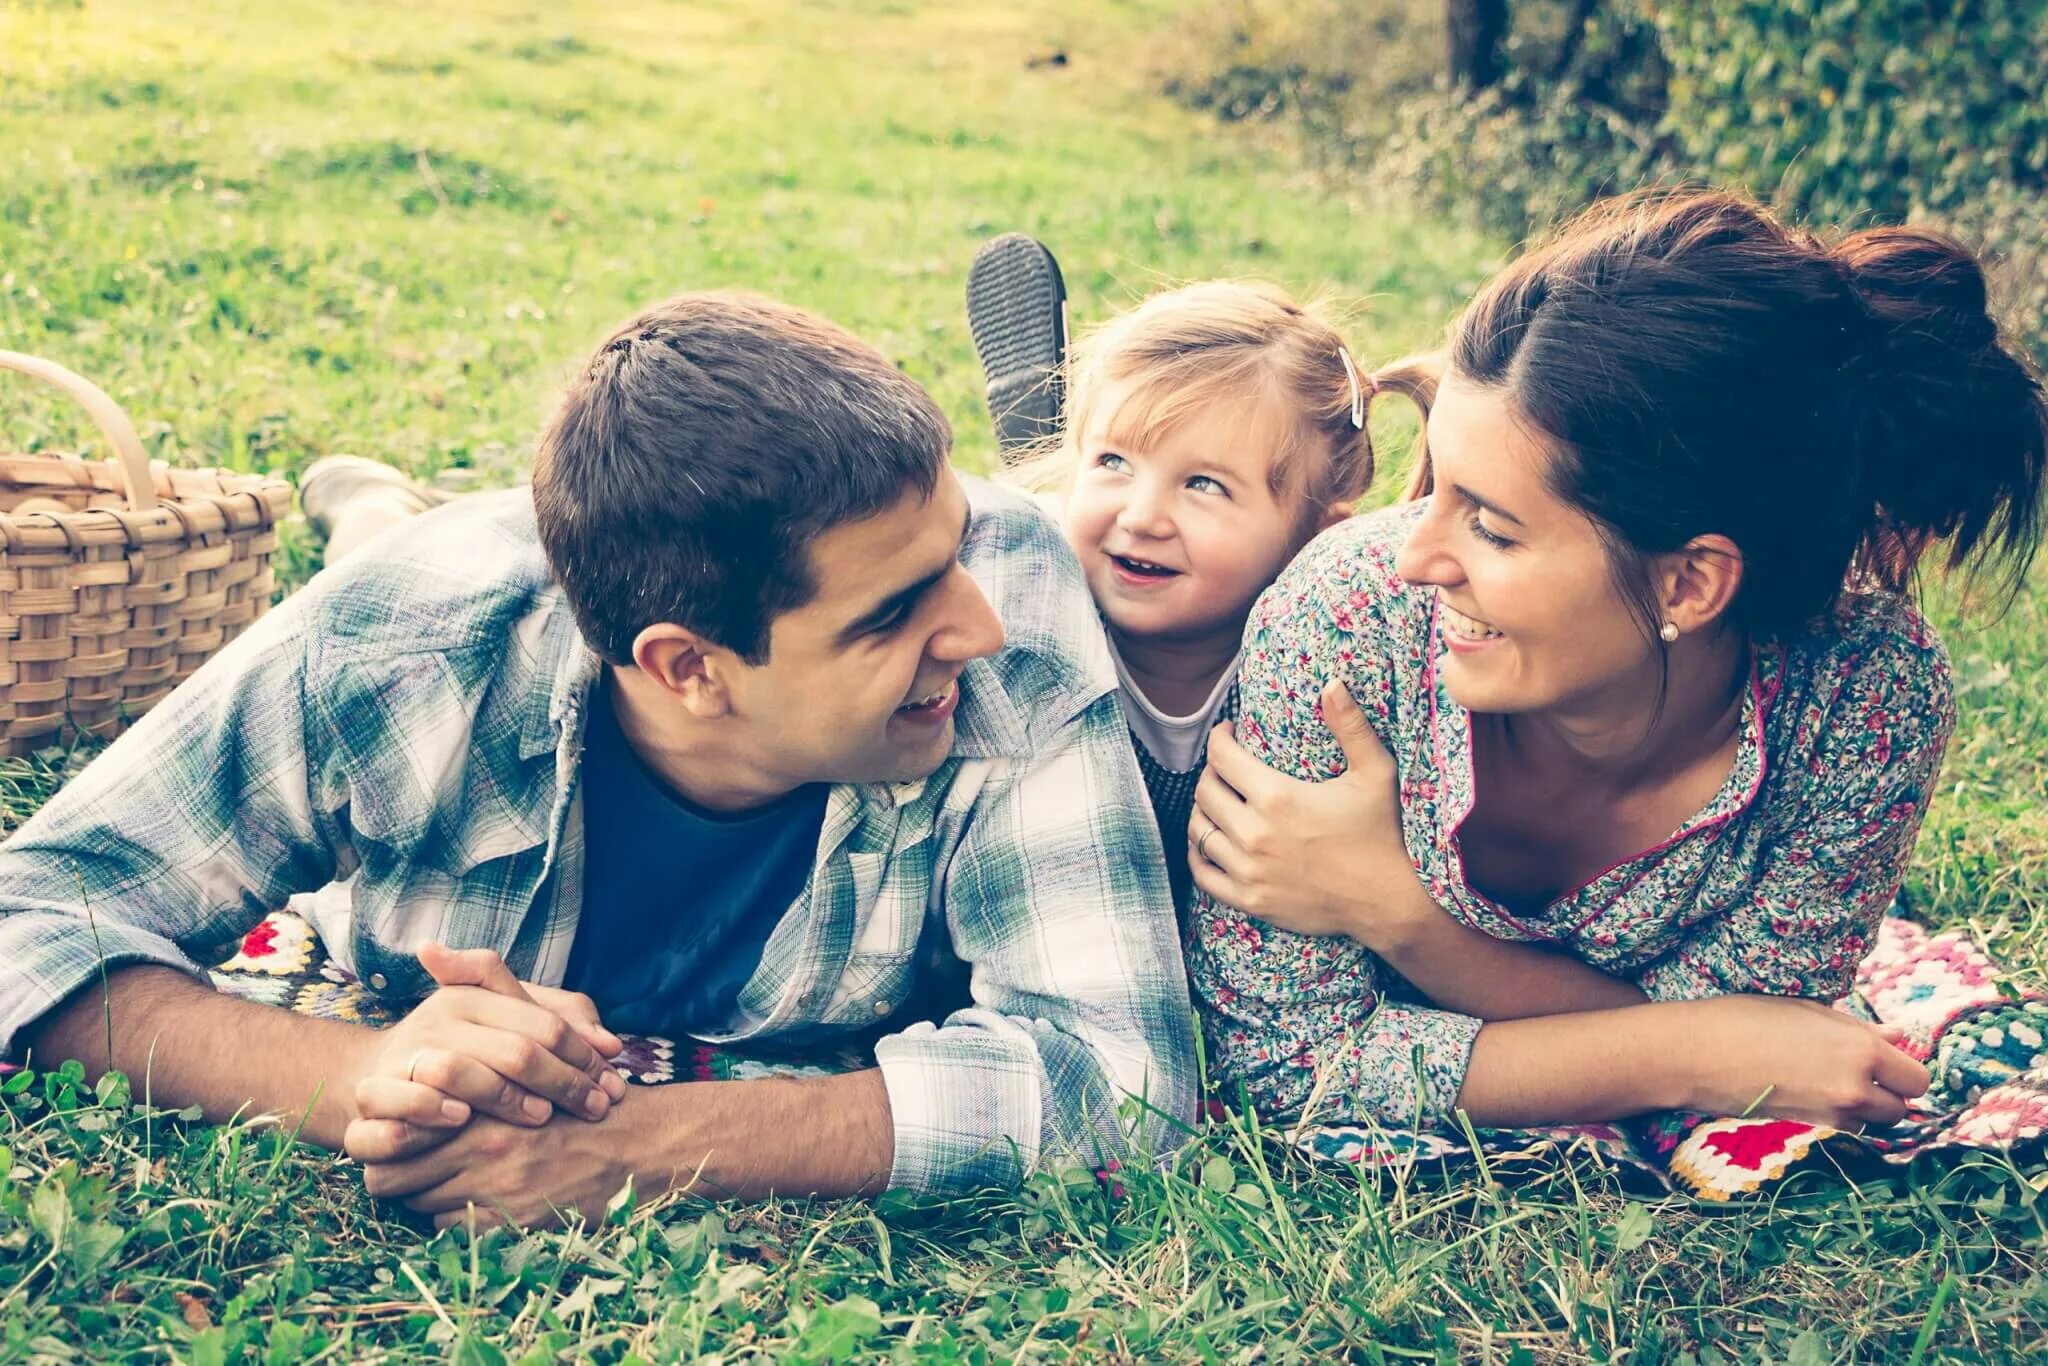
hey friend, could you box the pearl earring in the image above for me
[1659,622,1680,644]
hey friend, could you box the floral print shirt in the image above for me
[1187,501,1956,1128]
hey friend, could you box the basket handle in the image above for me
[0,350,159,512]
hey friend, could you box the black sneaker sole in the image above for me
[966,233,1068,460]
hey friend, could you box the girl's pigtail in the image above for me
[1369,352,1443,501]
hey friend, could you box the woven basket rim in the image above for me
[0,452,291,553]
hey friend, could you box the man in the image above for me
[0,292,1194,1225]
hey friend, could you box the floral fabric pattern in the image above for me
[1187,501,1956,1128]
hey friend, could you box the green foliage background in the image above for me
[1162,0,2048,360]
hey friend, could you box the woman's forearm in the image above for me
[1454,1005,1689,1125]
[1453,994,1925,1131]
[1364,878,1646,1020]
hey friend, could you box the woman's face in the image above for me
[1393,371,1663,716]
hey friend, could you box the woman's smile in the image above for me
[1438,598,1505,651]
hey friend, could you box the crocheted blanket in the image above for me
[26,909,2040,1201]
[201,909,870,1086]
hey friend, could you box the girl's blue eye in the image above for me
[1187,475,1229,497]
[1096,452,1129,472]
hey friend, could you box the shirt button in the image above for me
[368,972,389,991]
[872,1000,891,1017]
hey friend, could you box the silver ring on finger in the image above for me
[406,1049,425,1084]
[1196,825,1216,865]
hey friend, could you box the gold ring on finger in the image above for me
[406,1049,425,1084]
[1197,826,1215,865]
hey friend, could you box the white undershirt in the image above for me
[1106,634,1241,773]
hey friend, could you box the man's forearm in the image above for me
[628,1068,896,1201]
[27,965,368,1149]
[372,1064,902,1225]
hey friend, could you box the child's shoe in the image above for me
[966,233,1069,459]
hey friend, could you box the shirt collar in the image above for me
[947,653,1034,760]
[521,586,603,760]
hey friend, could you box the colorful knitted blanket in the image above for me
[201,909,868,1086]
[35,908,2044,1202]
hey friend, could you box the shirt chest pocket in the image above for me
[849,847,927,954]
[822,850,927,1018]
[447,802,551,875]
[342,746,551,878]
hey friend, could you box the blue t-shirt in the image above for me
[562,685,827,1037]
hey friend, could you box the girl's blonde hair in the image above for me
[1010,279,1434,520]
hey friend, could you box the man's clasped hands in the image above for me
[338,944,632,1226]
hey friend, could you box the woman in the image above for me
[1186,190,2047,1134]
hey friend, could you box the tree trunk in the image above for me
[1446,0,1510,90]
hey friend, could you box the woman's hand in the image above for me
[1671,995,1931,1130]
[1457,994,1930,1128]
[1190,680,1424,945]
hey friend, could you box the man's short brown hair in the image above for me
[533,292,950,665]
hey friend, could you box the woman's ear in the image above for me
[631,623,736,719]
[1659,534,1745,635]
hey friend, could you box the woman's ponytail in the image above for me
[1832,226,2048,602]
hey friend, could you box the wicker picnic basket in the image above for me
[0,350,292,757]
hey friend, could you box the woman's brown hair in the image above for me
[1408,188,2048,640]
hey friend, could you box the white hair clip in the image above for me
[1338,347,1368,429]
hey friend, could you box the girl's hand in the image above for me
[1673,996,1931,1130]
[1190,680,1423,945]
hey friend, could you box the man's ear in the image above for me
[1658,533,1744,636]
[631,623,736,719]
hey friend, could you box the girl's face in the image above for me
[1394,372,1665,716]
[1063,382,1315,647]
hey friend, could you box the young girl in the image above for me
[995,277,1419,910]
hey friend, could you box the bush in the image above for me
[1159,0,2048,362]
[1647,0,2047,225]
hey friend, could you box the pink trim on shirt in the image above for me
[1423,594,1780,942]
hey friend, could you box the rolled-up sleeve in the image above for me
[0,598,345,1059]
[876,692,1196,1193]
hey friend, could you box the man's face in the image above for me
[723,468,1005,788]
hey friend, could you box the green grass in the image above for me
[3,0,2047,1359]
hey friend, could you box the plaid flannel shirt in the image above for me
[0,480,1195,1193]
